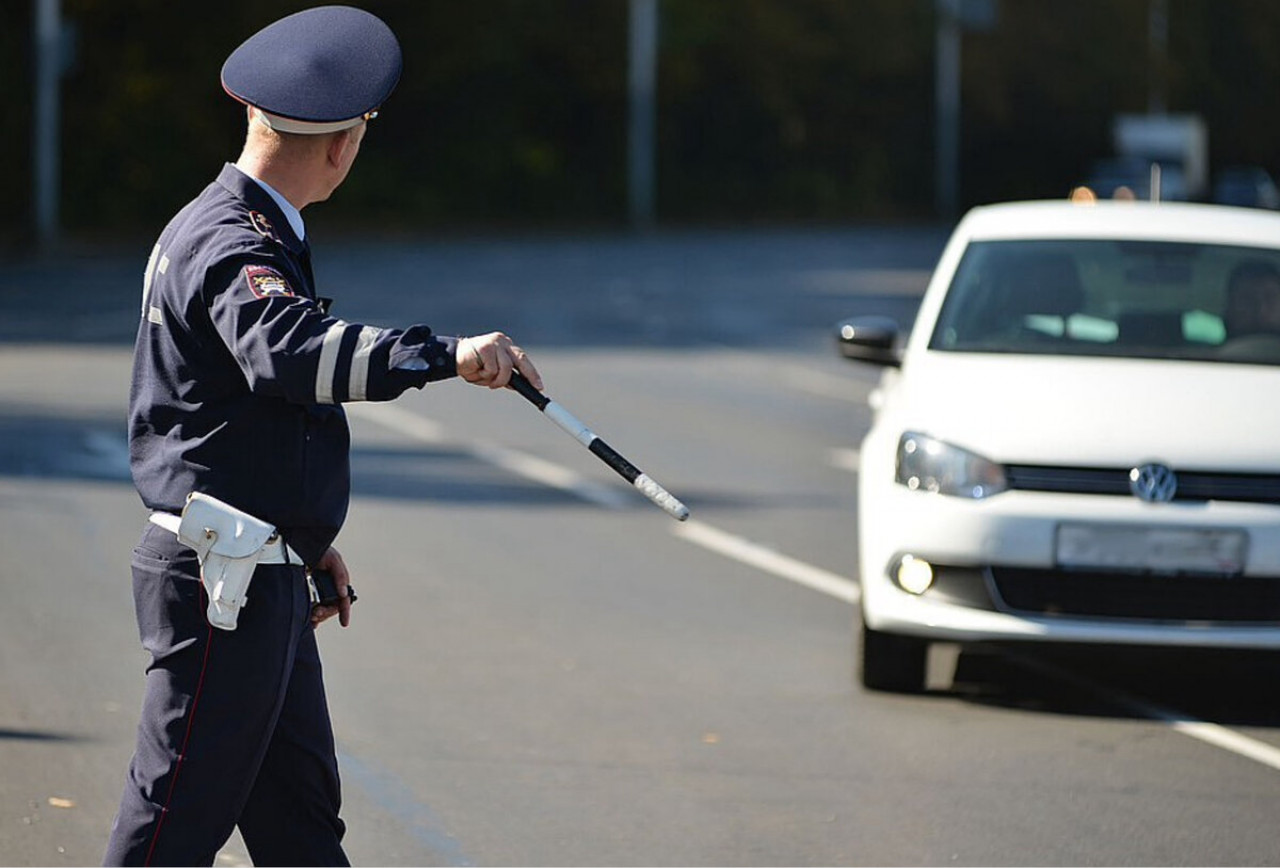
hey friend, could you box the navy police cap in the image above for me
[221,6,402,134]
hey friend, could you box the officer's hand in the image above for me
[457,332,543,391]
[311,546,354,628]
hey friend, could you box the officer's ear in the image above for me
[325,131,346,168]
[326,128,361,169]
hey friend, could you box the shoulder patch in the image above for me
[249,210,281,242]
[244,265,295,299]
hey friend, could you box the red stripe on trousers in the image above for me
[144,623,215,867]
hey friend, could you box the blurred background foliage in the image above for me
[5,0,1280,248]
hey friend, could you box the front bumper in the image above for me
[857,477,1280,648]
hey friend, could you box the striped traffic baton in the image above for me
[506,370,690,521]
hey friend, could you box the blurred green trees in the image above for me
[6,0,1280,246]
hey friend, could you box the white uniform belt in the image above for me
[149,512,302,565]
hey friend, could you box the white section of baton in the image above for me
[542,400,596,447]
[633,473,690,520]
[540,399,688,520]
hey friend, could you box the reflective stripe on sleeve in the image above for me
[141,244,160,315]
[315,320,349,404]
[348,326,382,401]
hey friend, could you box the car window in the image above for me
[929,239,1280,364]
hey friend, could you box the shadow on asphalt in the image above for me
[0,407,811,516]
[0,727,92,744]
[937,642,1280,729]
[0,408,132,483]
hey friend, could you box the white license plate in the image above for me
[1055,524,1247,575]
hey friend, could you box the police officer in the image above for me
[104,7,541,865]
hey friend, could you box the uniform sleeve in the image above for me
[205,255,458,404]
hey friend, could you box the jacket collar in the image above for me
[216,163,307,255]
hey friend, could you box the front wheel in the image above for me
[859,619,928,693]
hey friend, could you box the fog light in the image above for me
[895,556,934,595]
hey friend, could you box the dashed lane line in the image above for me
[1004,649,1280,774]
[348,402,627,509]
[829,447,860,473]
[671,519,860,604]
[354,401,1280,778]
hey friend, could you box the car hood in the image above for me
[887,352,1280,470]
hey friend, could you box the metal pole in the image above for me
[935,0,961,221]
[627,0,658,229]
[34,0,62,249]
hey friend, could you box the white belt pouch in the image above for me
[150,492,281,631]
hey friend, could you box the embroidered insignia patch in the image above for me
[249,211,280,242]
[244,265,295,299]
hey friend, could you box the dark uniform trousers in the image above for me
[104,524,348,867]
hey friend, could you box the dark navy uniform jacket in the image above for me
[130,163,458,565]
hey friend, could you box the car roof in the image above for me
[957,200,1280,247]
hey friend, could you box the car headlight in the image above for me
[895,432,1008,499]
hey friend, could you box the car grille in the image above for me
[1004,465,1280,504]
[990,567,1280,623]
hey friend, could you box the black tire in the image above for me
[859,619,929,693]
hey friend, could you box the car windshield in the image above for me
[929,238,1280,365]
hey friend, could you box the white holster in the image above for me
[150,492,285,631]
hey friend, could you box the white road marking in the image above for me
[671,520,860,604]
[469,441,629,508]
[354,401,1280,777]
[781,368,870,401]
[829,447,860,473]
[349,403,628,508]
[1168,720,1280,772]
[1005,650,1280,773]
[349,402,447,443]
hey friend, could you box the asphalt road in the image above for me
[2,227,1280,866]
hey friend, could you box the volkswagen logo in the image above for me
[1129,463,1178,503]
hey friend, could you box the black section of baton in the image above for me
[507,369,643,486]
[589,437,641,483]
[508,371,550,410]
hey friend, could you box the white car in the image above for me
[838,199,1280,692]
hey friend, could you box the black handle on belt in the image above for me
[311,569,356,606]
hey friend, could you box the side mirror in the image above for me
[834,315,904,367]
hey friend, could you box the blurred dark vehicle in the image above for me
[1213,166,1280,210]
